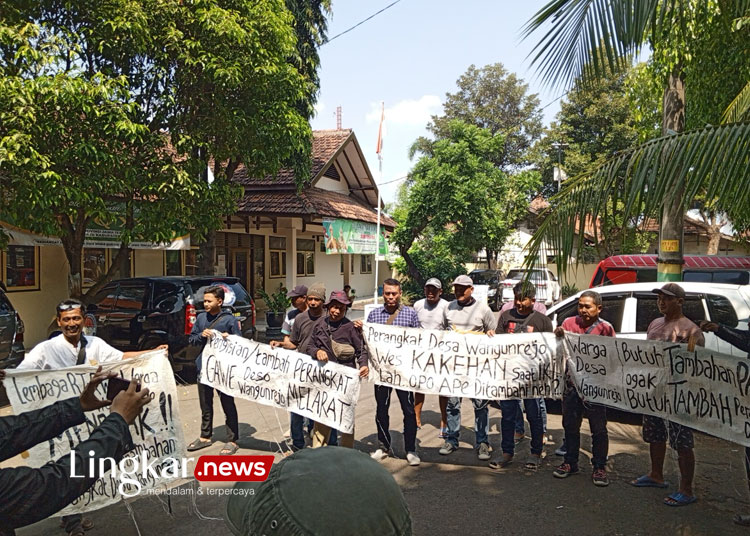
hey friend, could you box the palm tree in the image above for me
[521,0,750,280]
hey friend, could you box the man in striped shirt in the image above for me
[367,278,422,466]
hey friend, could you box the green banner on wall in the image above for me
[322,219,389,255]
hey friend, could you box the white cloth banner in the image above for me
[363,323,565,399]
[564,334,750,447]
[5,352,186,514]
[200,334,361,434]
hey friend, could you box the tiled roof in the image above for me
[232,129,352,186]
[237,187,396,228]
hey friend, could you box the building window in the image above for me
[83,247,108,287]
[2,246,39,290]
[296,238,315,276]
[360,254,373,274]
[269,237,287,278]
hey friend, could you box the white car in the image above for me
[546,282,750,356]
[500,268,562,306]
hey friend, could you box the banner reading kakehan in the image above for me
[363,323,564,399]
[565,334,750,447]
[5,352,186,514]
[200,334,361,433]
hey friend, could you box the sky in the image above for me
[310,1,563,205]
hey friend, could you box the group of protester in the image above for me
[218,275,750,519]
[4,277,750,533]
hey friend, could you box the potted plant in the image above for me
[257,285,289,328]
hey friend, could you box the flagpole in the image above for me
[373,102,384,306]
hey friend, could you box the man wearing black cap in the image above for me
[307,290,369,448]
[439,274,496,460]
[630,283,704,507]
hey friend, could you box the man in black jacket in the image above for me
[700,320,750,525]
[0,367,151,535]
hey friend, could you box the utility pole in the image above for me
[551,141,568,192]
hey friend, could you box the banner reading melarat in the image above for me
[565,334,750,447]
[200,334,361,434]
[5,352,186,514]
[363,323,564,400]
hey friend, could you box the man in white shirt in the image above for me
[413,277,449,435]
[14,298,166,536]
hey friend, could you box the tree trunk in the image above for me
[198,230,216,275]
[657,68,686,282]
[398,245,424,287]
[486,249,496,270]
[60,213,87,299]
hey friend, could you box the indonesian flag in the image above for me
[375,101,385,158]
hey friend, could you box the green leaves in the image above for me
[527,122,750,272]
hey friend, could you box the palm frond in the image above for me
[521,0,749,89]
[526,122,750,272]
[722,82,750,124]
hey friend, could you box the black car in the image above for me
[0,283,25,369]
[85,276,256,375]
[469,269,504,311]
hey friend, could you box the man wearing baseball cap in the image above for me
[439,274,496,460]
[413,278,450,437]
[307,290,369,448]
[280,285,308,340]
[271,283,337,450]
[225,448,412,535]
[630,282,704,507]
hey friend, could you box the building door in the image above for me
[230,249,251,294]
[251,235,265,299]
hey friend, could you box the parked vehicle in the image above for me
[500,268,562,306]
[83,276,256,375]
[469,269,504,311]
[547,282,750,356]
[589,254,750,287]
[0,283,25,369]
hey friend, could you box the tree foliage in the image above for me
[522,0,750,276]
[0,0,324,297]
[393,121,540,287]
[412,63,543,171]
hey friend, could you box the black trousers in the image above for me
[198,383,239,442]
[374,385,417,453]
[562,388,608,470]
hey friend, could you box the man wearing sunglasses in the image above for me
[10,298,165,536]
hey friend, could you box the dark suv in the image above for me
[0,283,25,369]
[85,276,256,375]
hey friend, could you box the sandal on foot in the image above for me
[664,492,697,507]
[187,438,212,451]
[524,455,541,470]
[488,454,513,470]
[60,518,94,531]
[734,514,750,526]
[220,442,239,455]
[630,474,669,488]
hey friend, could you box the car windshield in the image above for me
[506,269,546,280]
[190,280,252,308]
[470,272,498,285]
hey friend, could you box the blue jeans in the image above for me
[515,398,548,435]
[291,412,336,449]
[501,399,544,456]
[446,397,489,448]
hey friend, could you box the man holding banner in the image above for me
[307,290,369,448]
[439,275,496,460]
[631,283,704,507]
[552,290,614,486]
[491,281,552,471]
[367,278,421,466]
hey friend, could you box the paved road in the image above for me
[3,374,750,536]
